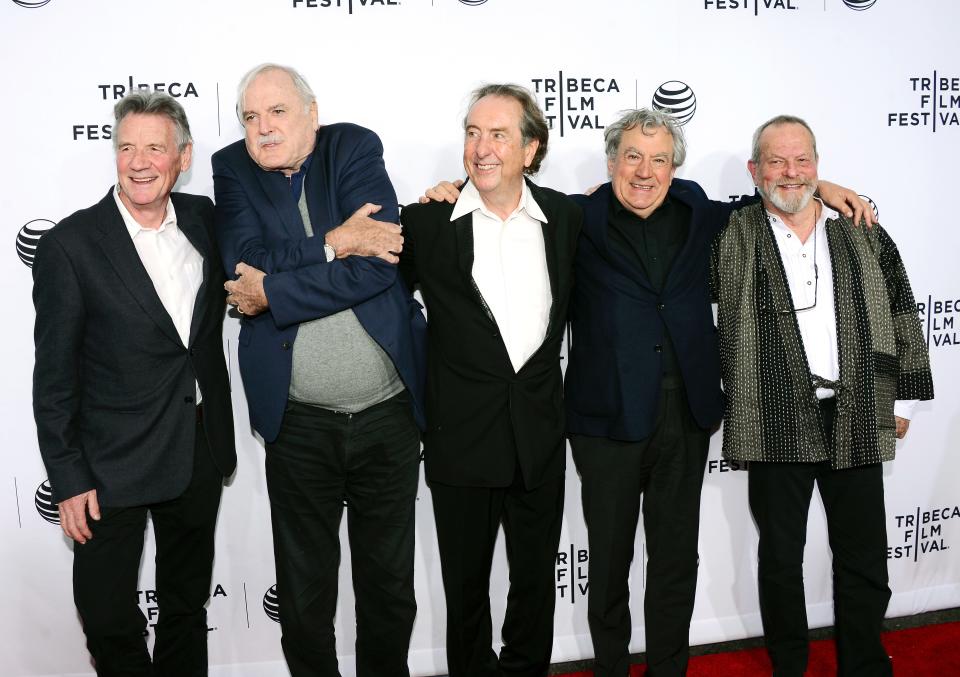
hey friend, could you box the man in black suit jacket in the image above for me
[32,91,235,677]
[399,84,581,677]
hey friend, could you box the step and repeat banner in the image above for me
[3,1,959,675]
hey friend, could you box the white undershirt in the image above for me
[452,180,552,373]
[769,200,915,419]
[114,187,204,402]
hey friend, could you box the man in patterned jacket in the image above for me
[712,115,934,677]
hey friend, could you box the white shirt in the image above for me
[114,187,204,402]
[451,180,552,373]
[769,201,916,419]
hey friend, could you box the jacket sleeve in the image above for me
[32,232,96,502]
[213,130,399,330]
[874,225,934,401]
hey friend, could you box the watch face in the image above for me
[324,243,336,262]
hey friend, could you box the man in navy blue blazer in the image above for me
[212,63,426,677]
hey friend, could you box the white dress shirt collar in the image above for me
[113,185,178,236]
[450,179,548,224]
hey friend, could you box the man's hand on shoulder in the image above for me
[818,181,877,228]
[325,203,403,264]
[59,489,100,544]
[418,179,463,205]
[225,262,269,317]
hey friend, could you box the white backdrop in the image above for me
[3,1,959,676]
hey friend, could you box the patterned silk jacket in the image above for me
[711,202,934,469]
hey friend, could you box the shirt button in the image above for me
[787,233,792,238]
[807,281,813,286]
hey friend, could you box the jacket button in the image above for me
[189,348,196,356]
[184,395,195,404]
[657,303,665,311]
[653,344,663,353]
[281,341,292,350]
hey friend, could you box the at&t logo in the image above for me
[459,0,488,4]
[263,584,280,622]
[843,0,876,9]
[35,480,59,524]
[12,0,53,7]
[652,81,697,126]
[556,544,588,604]
[16,219,55,268]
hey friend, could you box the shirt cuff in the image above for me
[894,399,919,420]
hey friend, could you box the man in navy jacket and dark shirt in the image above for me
[212,63,426,677]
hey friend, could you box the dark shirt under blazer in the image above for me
[566,179,739,442]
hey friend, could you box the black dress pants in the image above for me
[265,392,421,677]
[72,416,224,677]
[430,470,565,677]
[748,400,892,677]
[570,385,710,677]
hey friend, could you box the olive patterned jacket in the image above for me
[711,202,934,469]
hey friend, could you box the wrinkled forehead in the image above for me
[759,122,815,157]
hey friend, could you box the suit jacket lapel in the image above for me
[252,161,305,239]
[528,183,561,338]
[454,212,498,323]
[95,190,183,347]
[173,195,213,347]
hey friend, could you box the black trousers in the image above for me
[266,392,421,677]
[73,416,224,677]
[749,399,892,677]
[570,386,710,677]
[430,470,565,677]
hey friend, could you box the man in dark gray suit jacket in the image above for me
[32,91,236,676]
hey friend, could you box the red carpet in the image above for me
[556,621,960,676]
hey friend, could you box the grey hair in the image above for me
[751,115,818,164]
[112,90,192,152]
[235,63,316,120]
[464,83,550,175]
[604,109,686,167]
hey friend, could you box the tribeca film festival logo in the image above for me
[529,73,623,137]
[888,505,957,561]
[139,584,228,633]
[556,544,588,604]
[652,81,697,126]
[72,74,200,142]
[888,72,960,131]
[263,584,281,622]
[290,0,401,13]
[703,0,798,15]
[16,219,55,267]
[918,294,960,349]
[34,480,60,525]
